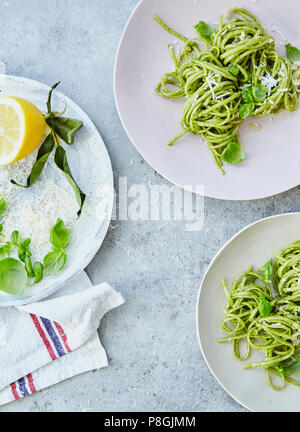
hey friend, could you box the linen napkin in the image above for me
[0,271,124,406]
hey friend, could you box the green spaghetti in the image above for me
[154,8,300,174]
[219,240,300,391]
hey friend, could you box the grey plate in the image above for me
[0,75,114,306]
[197,213,300,412]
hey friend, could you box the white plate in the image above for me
[0,75,113,306]
[114,0,300,200]
[197,213,300,412]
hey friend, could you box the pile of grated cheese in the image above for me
[0,148,78,262]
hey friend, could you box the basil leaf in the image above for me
[0,196,6,216]
[0,258,27,296]
[240,102,254,119]
[278,352,300,377]
[54,146,86,217]
[44,250,67,275]
[221,142,245,164]
[20,239,31,249]
[229,65,239,76]
[33,262,44,284]
[10,231,19,246]
[242,87,253,103]
[11,134,55,188]
[258,295,272,317]
[18,249,27,263]
[194,21,215,37]
[0,243,11,258]
[50,218,70,250]
[25,255,35,278]
[263,258,273,282]
[46,117,83,145]
[252,84,268,101]
[286,43,300,63]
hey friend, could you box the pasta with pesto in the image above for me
[219,240,300,391]
[154,8,299,174]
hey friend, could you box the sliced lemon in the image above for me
[0,96,46,166]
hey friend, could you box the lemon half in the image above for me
[0,96,46,166]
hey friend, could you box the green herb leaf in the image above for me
[46,81,61,115]
[0,258,27,296]
[240,102,254,119]
[252,84,268,101]
[194,21,215,37]
[50,218,70,250]
[11,134,55,188]
[278,351,300,377]
[10,231,19,246]
[258,295,272,317]
[242,87,253,103]
[229,65,239,76]
[46,117,83,145]
[221,142,245,164]
[43,250,67,275]
[20,239,31,249]
[263,258,273,282]
[286,43,300,63]
[0,196,6,216]
[33,262,44,284]
[0,242,11,258]
[54,146,86,217]
[25,255,35,278]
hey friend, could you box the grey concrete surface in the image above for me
[0,0,299,412]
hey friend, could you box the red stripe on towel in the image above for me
[27,373,36,393]
[10,382,20,400]
[54,322,72,353]
[30,314,57,360]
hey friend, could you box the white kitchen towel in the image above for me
[0,272,124,406]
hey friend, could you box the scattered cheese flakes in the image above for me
[260,71,279,96]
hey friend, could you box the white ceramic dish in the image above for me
[197,212,300,412]
[114,0,300,200]
[0,75,113,306]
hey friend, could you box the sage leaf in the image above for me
[286,43,300,63]
[0,258,27,296]
[194,21,215,37]
[44,250,67,275]
[11,134,55,188]
[221,142,245,164]
[46,117,83,145]
[50,218,70,250]
[54,146,86,217]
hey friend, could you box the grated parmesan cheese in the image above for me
[260,72,279,96]
[0,149,78,261]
